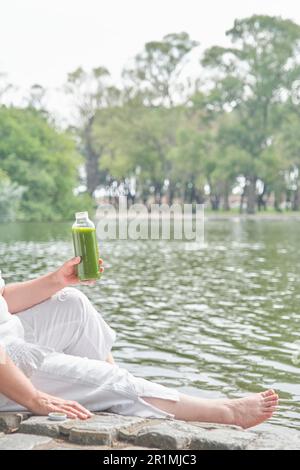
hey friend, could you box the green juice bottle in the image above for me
[72,211,101,281]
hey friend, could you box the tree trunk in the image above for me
[239,187,245,214]
[292,186,300,211]
[167,183,175,205]
[154,182,163,204]
[84,117,103,195]
[246,176,257,214]
[257,183,267,211]
[210,194,220,210]
[222,182,230,211]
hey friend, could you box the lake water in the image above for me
[0,219,299,431]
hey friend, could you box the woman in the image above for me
[0,257,278,428]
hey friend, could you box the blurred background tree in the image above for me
[1,14,300,220]
[202,15,300,213]
[0,169,24,222]
[0,106,86,221]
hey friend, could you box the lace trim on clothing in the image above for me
[1,337,51,378]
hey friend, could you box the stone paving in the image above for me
[1,412,300,450]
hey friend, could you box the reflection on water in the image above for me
[0,219,300,431]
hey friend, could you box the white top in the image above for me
[0,270,24,332]
[0,272,24,336]
[0,294,11,324]
[0,273,47,400]
[0,295,24,338]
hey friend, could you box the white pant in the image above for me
[0,288,179,418]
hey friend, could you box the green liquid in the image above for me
[72,227,101,280]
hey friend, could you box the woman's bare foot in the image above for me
[224,389,279,429]
[143,389,279,429]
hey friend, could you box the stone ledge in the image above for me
[0,433,53,450]
[1,412,300,450]
[0,412,31,433]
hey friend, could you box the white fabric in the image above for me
[0,295,49,382]
[0,287,179,418]
[0,278,10,325]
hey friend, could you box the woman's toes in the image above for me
[264,400,278,408]
[265,394,278,401]
[261,389,276,398]
[264,411,274,419]
[263,405,277,413]
[264,396,278,405]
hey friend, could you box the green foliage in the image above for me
[123,32,199,106]
[0,169,24,222]
[2,16,300,218]
[93,103,184,193]
[202,15,300,211]
[0,106,85,221]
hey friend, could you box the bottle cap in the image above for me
[75,211,88,219]
[48,412,68,421]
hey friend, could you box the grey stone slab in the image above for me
[19,416,71,438]
[119,420,204,449]
[188,421,242,431]
[190,428,256,450]
[134,425,191,450]
[248,428,300,450]
[119,418,256,450]
[122,446,159,450]
[0,412,31,433]
[7,412,300,450]
[0,433,53,450]
[60,414,146,446]
[118,419,164,443]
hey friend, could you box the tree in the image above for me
[269,110,300,210]
[0,72,12,104]
[123,32,199,106]
[26,84,47,111]
[0,106,82,221]
[0,169,24,222]
[202,15,300,213]
[65,67,120,195]
[93,101,183,204]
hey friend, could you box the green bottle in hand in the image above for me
[72,212,101,281]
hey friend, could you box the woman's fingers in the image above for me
[51,405,77,419]
[66,400,93,417]
[52,402,89,420]
[39,394,91,420]
[99,259,104,273]
[65,257,81,267]
[60,405,89,420]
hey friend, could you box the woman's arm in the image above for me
[0,346,37,408]
[0,346,91,419]
[3,257,103,314]
[3,271,65,314]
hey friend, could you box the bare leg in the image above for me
[142,389,279,429]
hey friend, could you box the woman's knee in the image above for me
[54,287,89,319]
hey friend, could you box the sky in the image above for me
[0,0,299,120]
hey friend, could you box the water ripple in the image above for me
[1,219,300,431]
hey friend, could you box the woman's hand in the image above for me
[27,390,93,420]
[54,257,104,288]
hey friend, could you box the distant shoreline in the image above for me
[94,211,300,222]
[205,212,300,221]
